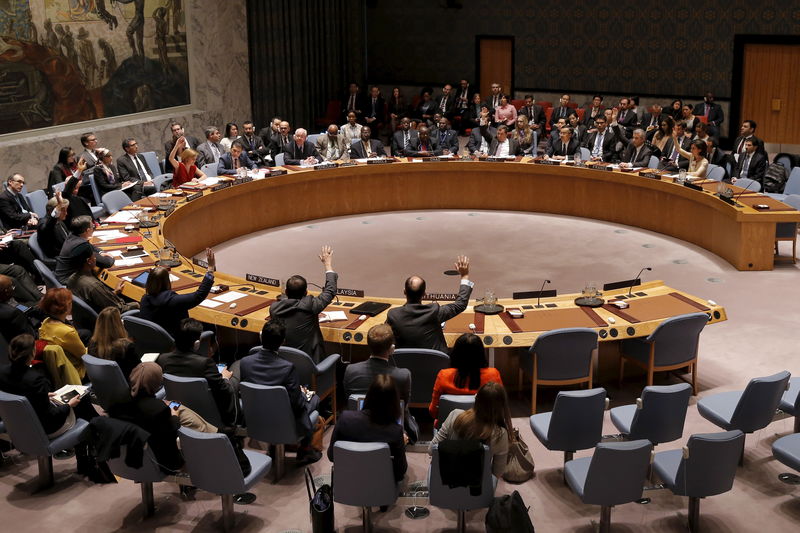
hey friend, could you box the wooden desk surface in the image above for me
[94,158,756,347]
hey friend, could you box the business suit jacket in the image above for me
[430,128,459,153]
[139,271,213,336]
[342,92,368,120]
[350,138,387,159]
[616,109,638,137]
[236,135,268,165]
[571,124,588,146]
[79,149,99,169]
[479,124,521,156]
[406,136,443,157]
[464,102,486,128]
[732,151,768,183]
[196,141,224,167]
[386,282,473,353]
[732,135,764,155]
[283,142,323,165]
[693,102,724,126]
[659,136,692,171]
[583,129,618,162]
[468,126,494,154]
[620,143,654,167]
[435,95,456,118]
[0,363,71,435]
[92,164,123,195]
[550,105,577,128]
[0,187,34,229]
[217,151,257,175]
[0,302,36,342]
[164,135,200,158]
[519,104,546,131]
[641,112,664,132]
[364,96,386,123]
[269,134,292,161]
[391,129,419,156]
[117,152,154,183]
[269,271,337,362]
[55,234,115,283]
[156,349,237,426]
[315,134,350,161]
[582,106,606,126]
[546,138,580,157]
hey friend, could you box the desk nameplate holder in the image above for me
[314,163,339,170]
[367,159,394,165]
[245,273,281,287]
[185,191,203,203]
[211,182,232,192]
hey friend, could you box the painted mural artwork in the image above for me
[0,0,189,135]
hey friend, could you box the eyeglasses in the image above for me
[12,179,25,184]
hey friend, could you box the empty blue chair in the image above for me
[648,154,660,169]
[151,173,173,193]
[653,430,744,533]
[733,177,761,192]
[86,171,104,206]
[101,189,133,215]
[26,189,48,218]
[774,194,800,263]
[140,151,163,178]
[393,348,450,407]
[773,433,800,475]
[579,147,591,161]
[610,383,692,445]
[200,163,218,177]
[706,164,725,181]
[780,377,800,433]
[122,315,175,355]
[71,294,98,333]
[274,153,285,167]
[565,439,653,533]
[51,181,66,196]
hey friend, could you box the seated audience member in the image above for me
[220,122,239,152]
[659,121,692,171]
[88,308,139,379]
[55,215,115,283]
[545,117,567,154]
[550,94,577,130]
[284,128,324,166]
[38,288,87,380]
[196,126,225,167]
[328,374,408,482]
[615,97,638,137]
[140,248,215,336]
[413,90,438,127]
[386,255,473,353]
[217,141,257,175]
[582,95,605,126]
[641,104,664,139]
[164,122,200,156]
[364,86,386,128]
[681,104,697,135]
[350,126,386,159]
[405,126,443,157]
[431,117,459,154]
[0,173,39,229]
[511,114,536,156]
[617,129,653,167]
[342,82,366,123]
[269,246,336,362]
[237,121,269,166]
[435,84,456,121]
[650,116,674,156]
[66,241,139,314]
[391,117,419,157]
[732,120,763,156]
[93,148,135,197]
[168,137,207,187]
[583,116,617,162]
[568,113,587,146]
[316,124,350,161]
[340,112,363,146]
[157,318,238,427]
[429,333,503,423]
[468,115,493,155]
[269,120,293,161]
[465,93,486,130]
[37,192,70,258]
[388,87,409,131]
[61,175,95,225]
[48,147,86,193]
[0,274,36,340]
[493,95,517,127]
[519,95,546,133]
[546,126,579,159]
[115,138,156,200]
[668,99,683,121]
[694,91,724,138]
[694,121,711,144]
[732,139,767,184]
[705,137,729,171]
[672,134,709,178]
[430,381,512,477]
[79,132,100,169]
[258,117,281,150]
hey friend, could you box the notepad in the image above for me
[319,310,348,322]
[199,299,224,308]
[213,291,248,303]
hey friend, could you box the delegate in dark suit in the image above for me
[115,153,156,200]
[480,124,522,156]
[0,301,36,342]
[546,138,580,158]
[55,234,115,283]
[139,271,213,337]
[283,142,323,165]
[619,141,654,167]
[659,136,692,171]
[583,129,618,162]
[615,109,638,137]
[549,105,577,129]
[364,96,386,125]
[217,151,257,175]
[732,151,768,183]
[327,409,407,481]
[431,127,459,153]
[156,348,238,427]
[237,135,269,165]
[693,102,724,129]
[0,188,35,229]
[405,135,443,157]
[269,271,337,362]
[468,126,494,154]
[0,363,72,435]
[350,138,386,159]
[391,129,419,157]
[386,282,473,353]
[519,104,546,131]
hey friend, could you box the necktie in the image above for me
[737,138,746,153]
[593,133,603,157]
[741,155,750,178]
[560,107,565,118]
[631,147,638,163]
[619,110,626,122]
[211,143,220,161]
[14,193,29,213]
[133,155,148,180]
[372,98,376,116]
[328,137,337,159]
[349,94,355,111]
[704,104,710,118]
[105,166,115,183]
[404,132,409,149]
[233,156,239,169]
[441,132,446,144]
[562,141,567,156]
[440,97,446,112]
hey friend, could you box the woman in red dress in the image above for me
[168,136,206,187]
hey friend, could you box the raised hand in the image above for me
[455,255,470,278]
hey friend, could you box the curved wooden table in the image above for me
[89,158,774,349]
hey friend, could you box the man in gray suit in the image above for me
[196,126,224,168]
[116,138,156,200]
[386,255,473,353]
[268,246,337,362]
[78,132,99,169]
[315,124,349,161]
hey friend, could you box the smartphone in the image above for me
[169,401,181,409]
[217,364,226,373]
[60,390,80,403]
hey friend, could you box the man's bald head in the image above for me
[404,275,426,303]
[0,274,13,302]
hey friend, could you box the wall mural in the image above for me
[0,0,189,135]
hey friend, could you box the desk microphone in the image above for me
[732,179,758,204]
[628,267,652,297]
[308,281,340,305]
[536,279,551,308]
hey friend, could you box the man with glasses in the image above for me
[268,120,293,163]
[0,174,38,230]
[116,138,156,200]
[583,116,617,162]
[79,132,100,169]
[550,94,577,131]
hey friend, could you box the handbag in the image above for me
[305,468,335,533]
[503,428,535,483]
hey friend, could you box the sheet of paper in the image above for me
[104,210,140,224]
[113,257,144,267]
[199,299,224,308]
[94,230,128,242]
[319,310,348,322]
[200,177,220,186]
[107,250,124,257]
[212,291,248,303]
[140,353,159,363]
[169,273,180,282]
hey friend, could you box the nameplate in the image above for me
[426,157,442,162]
[339,161,358,167]
[337,287,365,297]
[425,292,458,301]
[716,193,736,205]
[314,163,338,170]
[246,273,281,287]
[367,159,393,165]
[533,159,559,165]
[638,170,660,179]
[233,176,253,186]
[211,181,232,191]
[592,165,614,171]
[486,157,508,162]
[193,258,208,268]
[269,168,288,176]
[683,181,703,191]
[185,191,203,202]
[513,289,557,300]
[563,161,576,166]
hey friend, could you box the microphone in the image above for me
[628,267,652,297]
[732,178,758,204]
[536,279,551,308]
[308,281,340,305]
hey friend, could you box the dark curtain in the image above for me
[247,0,366,133]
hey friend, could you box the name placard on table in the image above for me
[337,287,365,297]
[425,292,458,301]
[246,273,281,287]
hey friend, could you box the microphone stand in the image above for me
[628,267,652,297]
[535,279,551,309]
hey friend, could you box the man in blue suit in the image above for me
[217,141,257,176]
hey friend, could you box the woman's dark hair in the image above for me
[450,333,488,389]
[453,381,511,443]
[57,147,74,166]
[9,334,35,366]
[363,374,402,426]
[145,266,172,296]
[691,139,709,157]
[659,115,675,134]
[224,122,238,138]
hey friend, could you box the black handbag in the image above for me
[305,468,335,533]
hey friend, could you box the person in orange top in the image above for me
[429,333,502,424]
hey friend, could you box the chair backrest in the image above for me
[178,427,246,494]
[647,312,708,367]
[200,163,218,177]
[730,370,791,433]
[775,154,793,174]
[101,189,133,215]
[707,164,725,182]
[783,194,800,211]
[628,383,692,444]
[0,333,9,366]
[108,444,166,483]
[122,316,175,355]
[785,168,800,196]
[438,394,475,427]
[86,171,103,206]
[672,430,744,497]
[579,147,591,161]
[26,189,49,218]
[429,443,494,510]
[140,151,162,178]
[276,346,317,385]
[532,327,597,381]
[581,439,652,506]
[151,174,172,192]
[648,155,660,169]
[307,134,320,146]
[333,441,397,507]
[82,354,131,410]
[28,233,53,264]
[734,177,761,192]
[34,259,63,289]
[71,294,98,332]
[393,348,451,406]
[239,382,302,443]
[163,374,224,428]
[275,153,285,167]
[51,181,66,196]
[547,388,607,451]
[0,391,51,456]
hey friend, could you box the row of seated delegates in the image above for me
[54,215,115,284]
[229,319,323,464]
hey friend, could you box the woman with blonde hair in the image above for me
[88,307,139,380]
[511,114,535,155]
[168,136,207,187]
